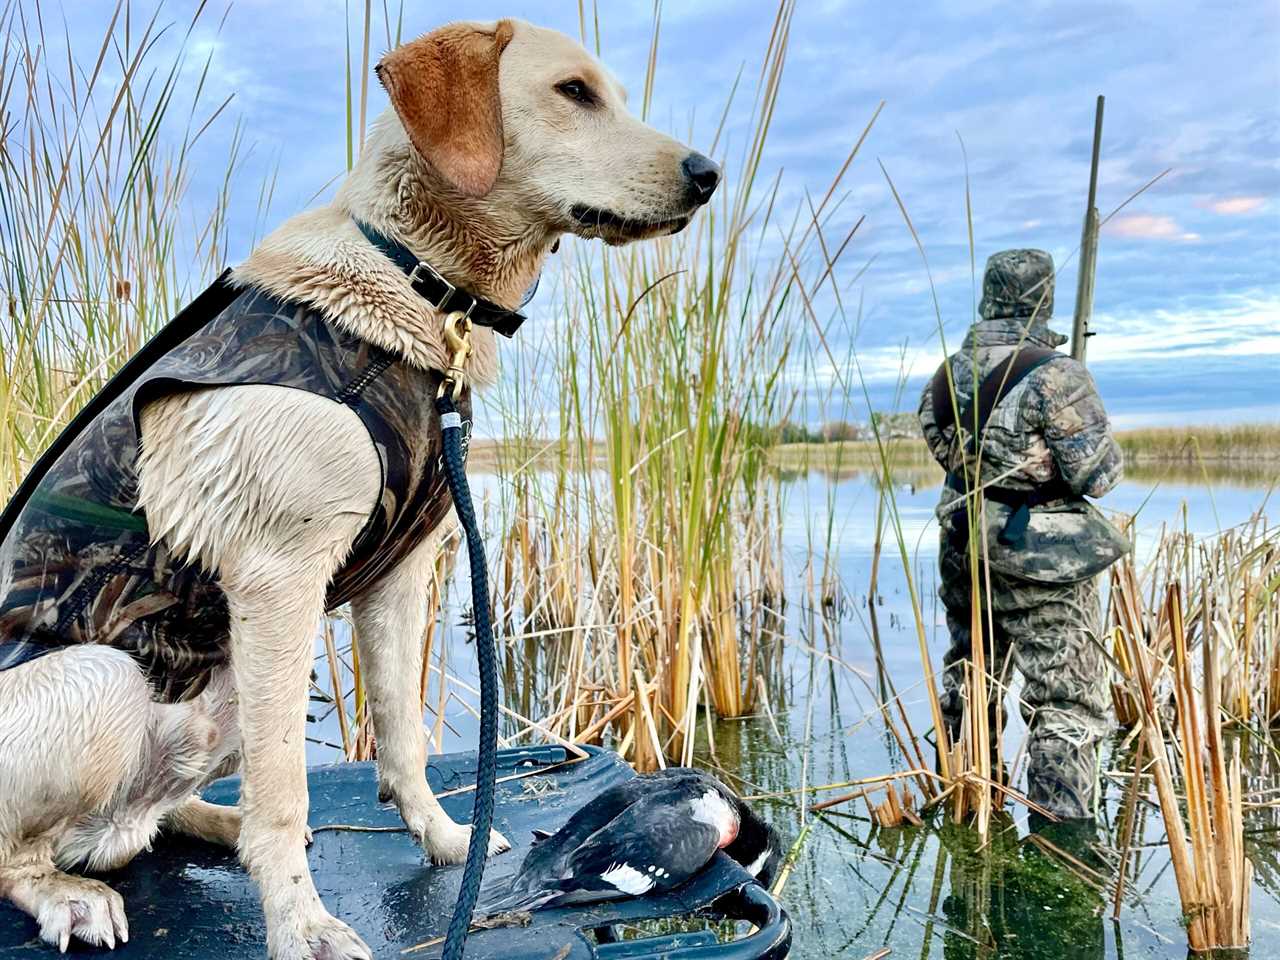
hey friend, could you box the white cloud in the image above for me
[1200,196,1269,216]
[1086,293,1280,364]
[1104,214,1200,242]
[789,292,1280,392]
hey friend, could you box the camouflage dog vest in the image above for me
[0,273,464,702]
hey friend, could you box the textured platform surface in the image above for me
[0,746,789,959]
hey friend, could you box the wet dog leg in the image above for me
[351,522,510,864]
[0,647,149,951]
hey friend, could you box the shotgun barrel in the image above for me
[1071,96,1105,363]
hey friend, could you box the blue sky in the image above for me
[71,0,1279,426]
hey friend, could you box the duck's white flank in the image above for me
[601,862,655,895]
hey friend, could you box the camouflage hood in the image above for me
[979,248,1056,322]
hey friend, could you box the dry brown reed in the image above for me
[1114,576,1253,951]
[1108,510,1279,729]
[1105,513,1277,950]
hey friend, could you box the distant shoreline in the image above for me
[1113,423,1280,463]
[769,425,1280,485]
[771,425,1280,466]
[469,424,1280,482]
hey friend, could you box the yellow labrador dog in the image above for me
[0,18,717,959]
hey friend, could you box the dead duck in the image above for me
[485,768,781,912]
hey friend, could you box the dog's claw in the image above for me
[33,876,127,953]
[108,889,129,943]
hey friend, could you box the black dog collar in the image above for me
[354,219,528,338]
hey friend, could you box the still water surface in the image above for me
[734,468,1277,959]
[312,467,1278,959]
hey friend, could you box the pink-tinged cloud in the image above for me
[1202,196,1268,215]
[1105,214,1199,242]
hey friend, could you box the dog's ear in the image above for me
[376,20,514,199]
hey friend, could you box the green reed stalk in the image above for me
[486,0,886,769]
[0,0,241,497]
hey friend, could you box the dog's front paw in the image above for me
[418,818,511,865]
[32,875,129,952]
[269,910,371,960]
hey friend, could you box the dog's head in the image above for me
[376,19,719,246]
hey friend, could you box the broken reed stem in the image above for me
[1121,580,1251,952]
[868,782,923,828]
[1111,736,1146,919]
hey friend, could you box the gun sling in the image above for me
[930,346,1069,549]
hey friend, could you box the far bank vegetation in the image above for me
[766,419,1280,471]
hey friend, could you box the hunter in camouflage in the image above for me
[918,248,1127,822]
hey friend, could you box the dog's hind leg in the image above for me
[163,798,242,849]
[161,665,244,850]
[0,646,149,950]
[55,695,226,872]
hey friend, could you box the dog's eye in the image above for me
[556,79,596,106]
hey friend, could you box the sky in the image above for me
[59,0,1280,427]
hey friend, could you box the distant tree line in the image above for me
[757,412,921,446]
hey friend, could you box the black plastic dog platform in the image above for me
[0,746,791,959]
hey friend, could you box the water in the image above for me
[721,469,1278,959]
[309,469,1278,958]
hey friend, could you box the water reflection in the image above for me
[937,819,1106,960]
[305,468,1277,959]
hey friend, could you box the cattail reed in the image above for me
[1114,573,1253,951]
[471,0,886,770]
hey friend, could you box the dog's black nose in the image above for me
[682,153,721,205]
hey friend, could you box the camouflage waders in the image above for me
[938,523,1109,820]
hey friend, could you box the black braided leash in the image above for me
[436,392,499,960]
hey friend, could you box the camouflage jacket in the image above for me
[918,317,1127,583]
[0,276,464,701]
[919,317,1122,501]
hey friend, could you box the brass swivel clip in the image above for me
[438,310,473,401]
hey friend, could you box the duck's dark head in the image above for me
[724,800,784,888]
